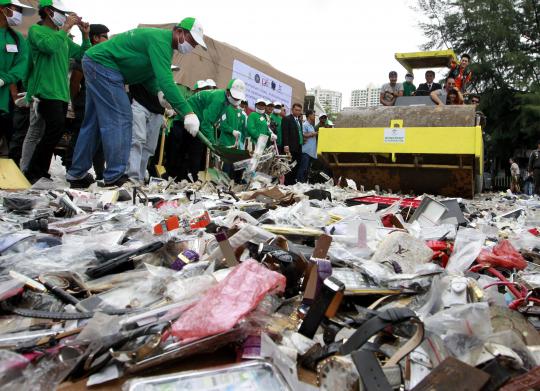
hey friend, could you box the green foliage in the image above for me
[416,0,540,160]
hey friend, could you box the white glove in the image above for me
[32,96,40,117]
[14,92,30,108]
[270,132,277,142]
[157,91,172,110]
[164,108,176,118]
[184,113,200,137]
[0,79,4,87]
[232,130,241,138]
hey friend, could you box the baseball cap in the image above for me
[3,0,36,15]
[227,79,246,101]
[206,79,217,88]
[39,0,71,12]
[319,113,328,119]
[273,102,282,107]
[177,17,207,50]
[255,98,267,105]
[193,80,208,90]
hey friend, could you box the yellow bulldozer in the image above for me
[318,50,483,198]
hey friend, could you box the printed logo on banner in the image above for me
[232,59,293,110]
[384,128,406,143]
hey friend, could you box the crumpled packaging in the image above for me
[371,231,433,274]
[171,260,286,341]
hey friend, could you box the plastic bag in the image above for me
[424,302,493,340]
[446,227,486,273]
[476,240,527,270]
[171,260,286,341]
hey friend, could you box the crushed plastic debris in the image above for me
[0,172,539,390]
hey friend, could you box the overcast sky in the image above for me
[64,0,429,106]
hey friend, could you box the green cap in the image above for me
[39,0,70,12]
[177,17,207,50]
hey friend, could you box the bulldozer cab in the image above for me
[317,49,484,198]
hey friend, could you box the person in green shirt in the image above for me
[403,73,417,97]
[270,101,283,147]
[0,0,34,143]
[23,0,90,183]
[67,17,207,188]
[247,98,274,146]
[174,78,246,181]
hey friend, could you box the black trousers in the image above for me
[285,151,302,185]
[0,111,12,156]
[165,120,205,181]
[8,106,30,166]
[25,99,67,181]
[64,114,105,180]
[534,170,540,195]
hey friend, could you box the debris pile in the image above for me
[0,173,539,390]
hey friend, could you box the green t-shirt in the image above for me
[218,105,246,147]
[247,112,270,141]
[87,28,192,116]
[403,82,417,97]
[27,24,90,102]
[0,28,28,113]
[270,112,283,145]
[187,89,229,144]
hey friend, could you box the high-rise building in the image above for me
[306,86,342,114]
[350,85,382,108]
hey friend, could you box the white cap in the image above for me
[319,113,328,118]
[171,65,180,72]
[178,17,207,50]
[255,98,267,105]
[40,0,71,13]
[206,79,217,88]
[11,0,36,16]
[194,80,208,90]
[227,79,246,101]
[273,102,282,107]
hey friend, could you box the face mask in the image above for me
[256,108,265,114]
[273,108,281,114]
[227,95,240,106]
[5,9,22,26]
[405,77,413,83]
[177,32,194,54]
[51,10,67,27]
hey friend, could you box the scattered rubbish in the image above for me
[0,175,539,390]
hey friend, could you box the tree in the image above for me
[416,0,540,165]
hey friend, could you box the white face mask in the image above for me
[256,108,265,114]
[405,77,414,83]
[227,95,240,107]
[177,32,194,54]
[51,10,67,27]
[273,108,281,114]
[5,9,22,26]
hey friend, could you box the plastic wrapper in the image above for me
[476,240,527,270]
[165,274,217,302]
[424,302,493,340]
[371,231,433,274]
[487,330,539,369]
[446,227,486,273]
[171,260,286,341]
[76,312,121,343]
[0,346,82,391]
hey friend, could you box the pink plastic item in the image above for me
[171,260,286,341]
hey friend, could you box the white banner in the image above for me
[232,59,293,111]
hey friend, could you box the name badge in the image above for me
[6,44,18,53]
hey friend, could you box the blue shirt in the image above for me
[302,121,318,159]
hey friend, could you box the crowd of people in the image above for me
[0,0,337,188]
[379,54,481,107]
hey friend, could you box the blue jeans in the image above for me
[127,100,163,181]
[67,56,132,183]
[296,153,314,183]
